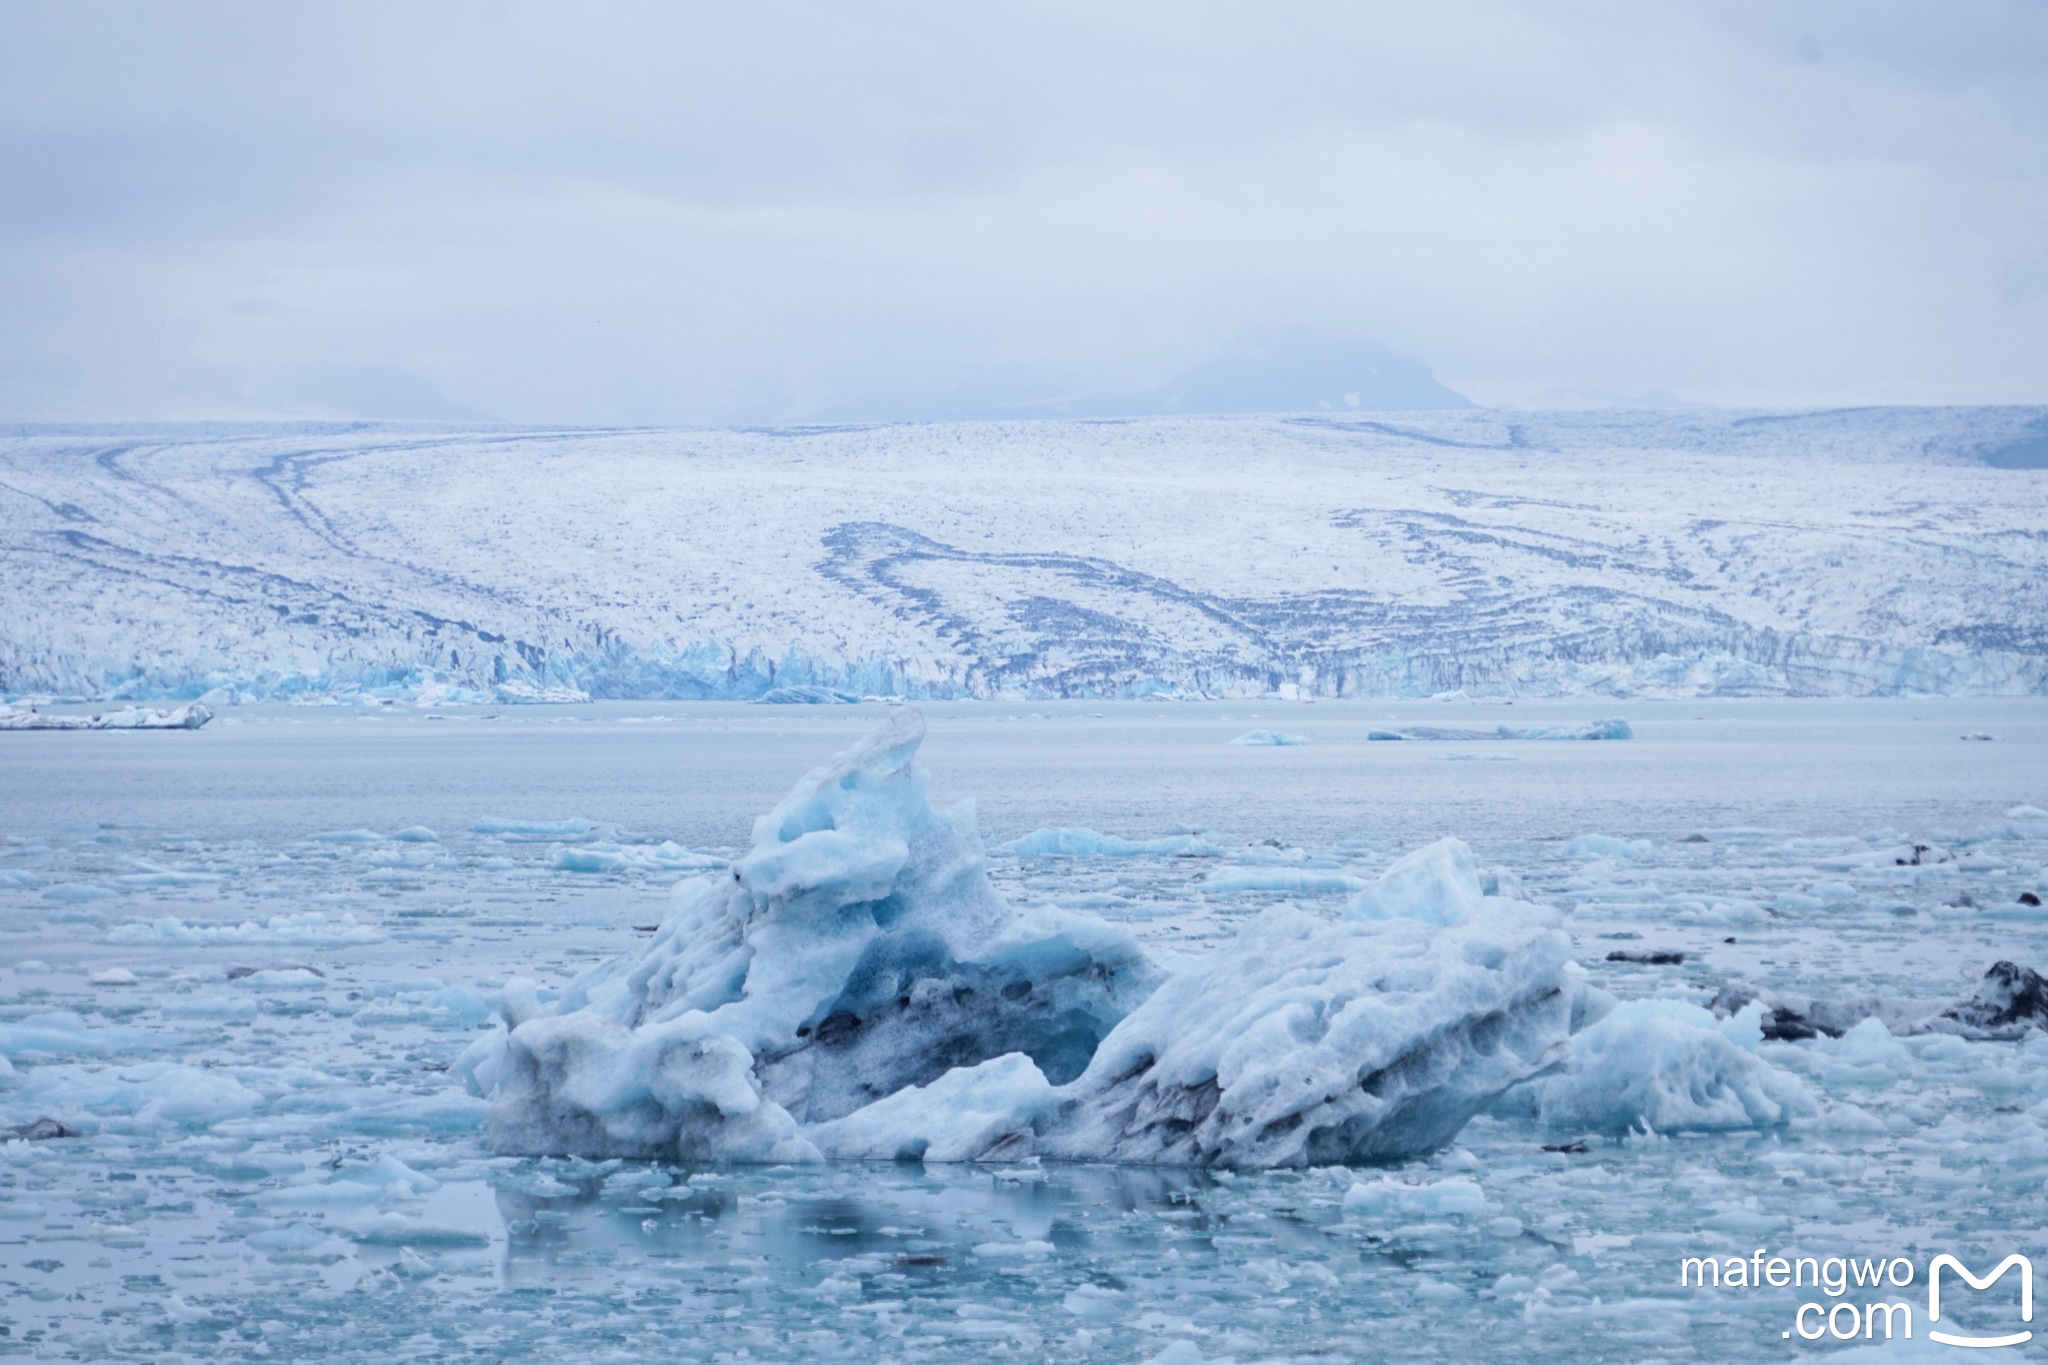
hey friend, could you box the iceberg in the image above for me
[469,712,1582,1167]
[476,709,1159,1160]
[1230,730,1308,746]
[0,702,211,731]
[1367,719,1631,742]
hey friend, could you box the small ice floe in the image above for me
[1229,730,1308,746]
[391,826,439,843]
[1368,719,1631,742]
[1198,868,1368,895]
[1344,837,1526,925]
[42,883,117,902]
[0,702,211,730]
[88,967,139,986]
[108,911,385,946]
[1341,1175,1489,1221]
[473,816,601,841]
[1559,834,1650,861]
[550,841,724,875]
[228,966,327,989]
[995,828,1222,857]
[0,1010,174,1059]
[493,681,592,704]
[1537,999,1813,1133]
[751,685,861,705]
[1961,732,1998,741]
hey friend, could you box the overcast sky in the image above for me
[2,1,2045,423]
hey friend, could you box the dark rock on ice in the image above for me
[1935,961,2048,1040]
[8,1116,79,1140]
[1606,949,1684,965]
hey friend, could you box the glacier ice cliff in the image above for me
[3,409,2045,701]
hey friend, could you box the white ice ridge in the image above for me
[5,409,2047,703]
[0,702,210,730]
[465,713,1580,1166]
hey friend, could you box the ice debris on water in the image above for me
[465,711,1580,1167]
[1230,730,1308,746]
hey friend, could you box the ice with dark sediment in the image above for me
[466,714,1589,1166]
[473,708,1159,1160]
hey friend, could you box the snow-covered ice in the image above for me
[5,411,2047,704]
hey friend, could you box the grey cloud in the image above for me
[1,1,2044,421]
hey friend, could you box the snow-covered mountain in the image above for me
[2,408,2045,701]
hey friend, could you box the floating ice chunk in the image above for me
[804,1053,1052,1161]
[315,829,384,843]
[115,868,219,887]
[1932,961,2048,1039]
[995,828,1223,858]
[89,967,139,986]
[1230,730,1308,746]
[1041,902,1572,1167]
[0,702,211,730]
[42,883,117,902]
[3,1060,259,1129]
[108,912,385,946]
[0,1011,173,1059]
[1342,1176,1489,1220]
[1559,835,1650,861]
[1369,719,1631,742]
[1538,999,1814,1133]
[0,869,43,888]
[1346,837,1489,925]
[231,967,326,989]
[753,685,861,705]
[1201,869,1369,895]
[474,816,601,840]
[161,996,259,1020]
[550,841,724,875]
[2008,805,2048,821]
[492,681,591,705]
[391,826,439,843]
[481,710,1159,1159]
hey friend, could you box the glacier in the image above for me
[3,407,2046,703]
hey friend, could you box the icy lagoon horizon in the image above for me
[0,696,2045,1361]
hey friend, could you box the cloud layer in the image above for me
[2,1,2044,421]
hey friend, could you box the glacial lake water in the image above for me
[1,697,2045,1362]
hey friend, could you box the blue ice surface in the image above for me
[1230,729,1309,745]
[0,696,2043,1360]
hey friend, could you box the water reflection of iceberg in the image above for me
[463,709,1579,1167]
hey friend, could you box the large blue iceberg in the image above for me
[464,711,1592,1166]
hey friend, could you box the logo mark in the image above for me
[1929,1254,2033,1349]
